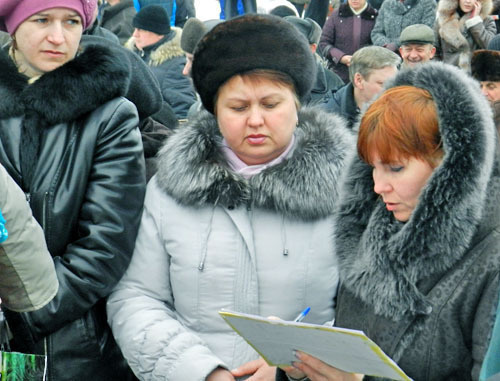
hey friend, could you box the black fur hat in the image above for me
[471,50,500,82]
[192,14,316,114]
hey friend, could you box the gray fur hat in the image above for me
[284,16,322,45]
[180,18,222,54]
[192,14,316,114]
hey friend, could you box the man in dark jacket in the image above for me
[100,0,136,44]
[329,46,400,127]
[127,5,196,120]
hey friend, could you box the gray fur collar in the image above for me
[335,63,498,320]
[155,108,355,221]
[125,28,184,67]
[437,0,493,70]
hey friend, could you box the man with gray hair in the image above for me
[329,45,401,128]
[399,24,436,68]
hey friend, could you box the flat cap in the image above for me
[400,24,435,46]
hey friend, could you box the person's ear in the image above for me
[430,46,437,59]
[353,72,364,89]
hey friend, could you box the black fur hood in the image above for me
[335,62,499,320]
[155,108,355,221]
[0,45,132,125]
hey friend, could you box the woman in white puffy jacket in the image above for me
[107,14,355,381]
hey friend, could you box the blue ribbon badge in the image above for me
[0,209,8,243]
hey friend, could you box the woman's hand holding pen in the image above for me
[283,351,364,381]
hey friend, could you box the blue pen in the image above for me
[293,307,311,322]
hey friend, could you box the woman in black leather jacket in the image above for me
[0,1,147,379]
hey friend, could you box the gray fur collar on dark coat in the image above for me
[335,62,498,320]
[155,108,355,221]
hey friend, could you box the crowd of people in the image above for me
[0,0,499,380]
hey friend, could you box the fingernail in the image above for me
[293,350,302,359]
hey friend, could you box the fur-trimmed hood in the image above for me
[0,45,131,124]
[125,27,185,67]
[437,0,493,69]
[335,62,499,320]
[155,108,355,221]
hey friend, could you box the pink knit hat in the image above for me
[0,0,97,34]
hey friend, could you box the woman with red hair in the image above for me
[279,62,500,381]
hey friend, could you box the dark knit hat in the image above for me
[284,16,322,45]
[471,50,500,82]
[133,5,170,35]
[192,14,316,114]
[180,18,222,54]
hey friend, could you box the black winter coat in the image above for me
[0,45,146,380]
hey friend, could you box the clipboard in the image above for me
[219,310,412,381]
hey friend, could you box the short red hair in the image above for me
[358,85,442,166]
